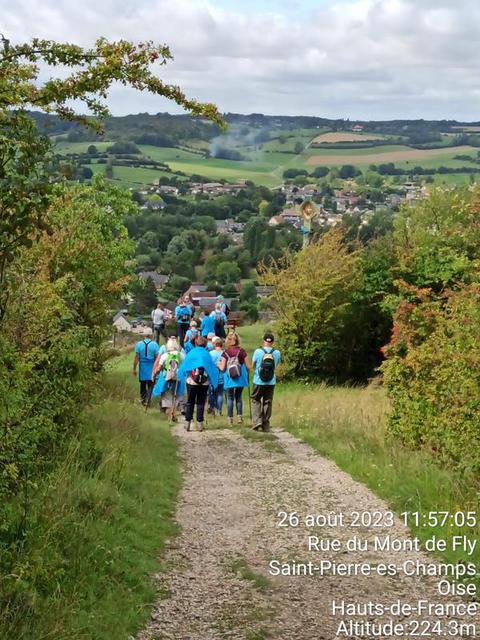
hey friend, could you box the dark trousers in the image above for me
[208,383,224,413]
[153,324,165,344]
[140,379,154,404]
[185,384,209,423]
[251,384,275,431]
[226,387,243,418]
[177,323,189,348]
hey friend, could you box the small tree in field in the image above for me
[260,228,362,381]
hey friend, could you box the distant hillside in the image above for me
[30,110,480,149]
[29,111,222,147]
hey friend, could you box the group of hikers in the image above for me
[149,294,229,347]
[132,294,280,433]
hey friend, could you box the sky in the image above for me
[2,0,480,121]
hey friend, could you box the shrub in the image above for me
[260,229,361,381]
[382,285,480,471]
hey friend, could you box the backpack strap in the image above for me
[143,339,151,358]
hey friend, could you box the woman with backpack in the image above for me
[151,337,185,421]
[218,332,251,426]
[178,335,220,432]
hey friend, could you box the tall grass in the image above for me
[277,383,480,578]
[1,354,180,640]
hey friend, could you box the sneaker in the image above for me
[184,421,191,432]
[236,415,243,425]
[197,421,204,432]
[227,417,233,426]
[252,424,262,431]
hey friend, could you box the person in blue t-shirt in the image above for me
[208,336,225,416]
[184,320,199,353]
[251,332,281,432]
[133,336,160,404]
[200,312,215,337]
[175,296,193,348]
[210,303,227,338]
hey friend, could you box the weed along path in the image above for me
[138,425,479,640]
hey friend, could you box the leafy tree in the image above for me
[0,35,222,319]
[294,141,305,154]
[311,166,329,178]
[106,141,140,154]
[130,276,158,314]
[216,261,241,286]
[81,166,93,179]
[261,229,363,381]
[393,188,480,292]
[162,274,191,301]
[338,164,357,179]
[239,281,258,303]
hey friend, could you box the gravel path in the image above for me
[138,425,479,640]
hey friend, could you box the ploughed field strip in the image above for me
[138,427,479,640]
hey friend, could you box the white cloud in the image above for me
[1,0,480,119]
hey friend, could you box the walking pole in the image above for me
[247,378,253,426]
[170,380,179,425]
[144,381,155,413]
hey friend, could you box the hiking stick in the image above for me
[170,380,179,425]
[247,378,253,425]
[144,381,155,413]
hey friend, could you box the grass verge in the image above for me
[276,383,480,583]
[1,353,179,640]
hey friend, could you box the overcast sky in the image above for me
[3,0,480,120]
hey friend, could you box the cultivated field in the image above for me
[55,137,480,189]
[453,125,480,132]
[312,132,385,143]
[305,145,476,166]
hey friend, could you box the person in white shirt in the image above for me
[151,302,166,344]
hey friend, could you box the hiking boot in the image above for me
[236,415,243,425]
[197,421,204,432]
[184,421,191,432]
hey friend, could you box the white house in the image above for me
[113,311,132,332]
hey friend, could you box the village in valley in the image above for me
[46,112,480,333]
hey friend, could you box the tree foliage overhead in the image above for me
[0,36,222,317]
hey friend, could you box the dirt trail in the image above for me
[138,426,479,640]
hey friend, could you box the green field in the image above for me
[56,136,480,188]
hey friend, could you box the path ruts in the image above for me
[137,426,479,640]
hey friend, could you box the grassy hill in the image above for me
[52,113,480,189]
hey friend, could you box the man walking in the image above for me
[151,302,165,344]
[175,295,193,348]
[251,332,281,432]
[133,335,160,405]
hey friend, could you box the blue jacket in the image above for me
[175,304,192,324]
[200,314,215,337]
[224,363,249,390]
[178,347,220,388]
